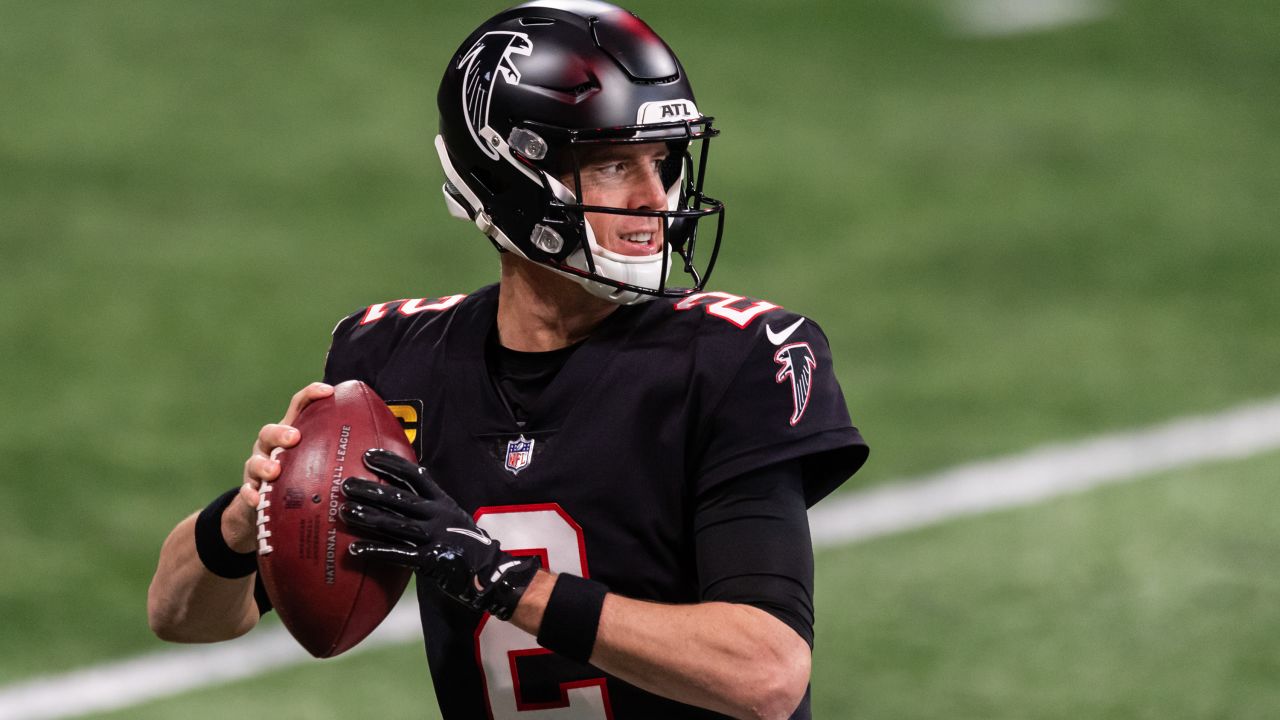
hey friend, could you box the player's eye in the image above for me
[598,162,625,177]
[581,161,627,186]
[578,153,669,188]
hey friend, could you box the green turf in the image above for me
[811,449,1280,719]
[1,0,1278,709]
[89,640,442,720]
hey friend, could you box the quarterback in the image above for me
[148,2,868,719]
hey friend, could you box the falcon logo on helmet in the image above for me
[457,32,533,160]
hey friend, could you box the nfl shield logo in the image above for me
[504,435,535,475]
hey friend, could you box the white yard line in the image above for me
[0,608,425,720]
[946,0,1111,36]
[809,397,1280,544]
[4,396,1280,720]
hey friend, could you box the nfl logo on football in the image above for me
[504,436,534,475]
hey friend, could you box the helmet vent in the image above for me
[519,16,556,26]
[589,13,679,81]
[562,81,596,97]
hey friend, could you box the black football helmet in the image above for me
[436,0,724,305]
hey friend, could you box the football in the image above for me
[255,380,416,658]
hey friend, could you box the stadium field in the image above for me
[1,0,1277,716]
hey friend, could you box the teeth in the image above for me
[620,232,654,244]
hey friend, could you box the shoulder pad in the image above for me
[661,290,814,348]
[678,292,862,501]
[667,290,787,331]
[348,294,469,329]
[324,293,469,385]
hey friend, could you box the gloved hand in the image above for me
[339,449,540,620]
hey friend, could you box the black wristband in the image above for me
[195,488,258,579]
[536,573,608,664]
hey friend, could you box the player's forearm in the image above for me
[511,571,810,720]
[147,512,260,643]
[591,594,810,720]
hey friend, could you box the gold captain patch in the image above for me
[385,400,424,459]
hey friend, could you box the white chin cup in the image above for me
[553,174,682,306]
[563,221,671,306]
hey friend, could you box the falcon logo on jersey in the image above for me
[457,31,532,160]
[774,343,817,426]
[504,435,535,475]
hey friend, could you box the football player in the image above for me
[148,2,868,718]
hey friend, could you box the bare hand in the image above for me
[225,382,335,552]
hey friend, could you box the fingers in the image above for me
[341,477,432,519]
[348,541,471,599]
[349,541,423,568]
[340,501,432,544]
[363,449,446,501]
[236,481,261,510]
[252,423,299,458]
[362,448,421,481]
[244,425,293,485]
[280,382,334,426]
[244,450,276,487]
[243,383,332,486]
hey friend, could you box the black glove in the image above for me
[339,449,540,620]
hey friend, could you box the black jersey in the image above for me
[323,284,868,720]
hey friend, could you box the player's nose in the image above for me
[629,165,668,211]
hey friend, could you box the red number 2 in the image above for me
[473,505,613,719]
[673,291,779,328]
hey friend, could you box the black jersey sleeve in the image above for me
[322,294,473,386]
[322,307,394,386]
[695,458,815,647]
[694,314,868,506]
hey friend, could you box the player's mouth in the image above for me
[614,230,662,256]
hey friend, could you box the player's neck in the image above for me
[496,255,617,352]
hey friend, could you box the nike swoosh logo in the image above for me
[490,560,523,583]
[447,527,493,545]
[766,317,805,346]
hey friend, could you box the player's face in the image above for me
[566,143,670,257]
